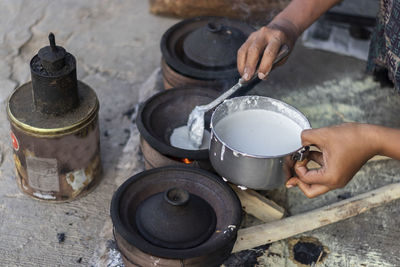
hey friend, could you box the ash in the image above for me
[106,240,124,267]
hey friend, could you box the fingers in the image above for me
[237,39,252,77]
[243,38,265,81]
[286,177,331,198]
[257,38,281,80]
[294,158,330,185]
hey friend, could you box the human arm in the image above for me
[237,0,342,81]
[286,123,400,198]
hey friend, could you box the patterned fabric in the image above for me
[367,0,400,91]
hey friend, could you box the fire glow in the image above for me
[181,158,194,164]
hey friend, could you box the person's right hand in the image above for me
[237,18,299,81]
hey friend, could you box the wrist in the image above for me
[362,124,382,157]
[267,18,300,49]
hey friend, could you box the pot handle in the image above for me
[292,146,309,162]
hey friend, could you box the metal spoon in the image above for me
[187,44,290,148]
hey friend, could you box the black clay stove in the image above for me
[110,166,242,267]
[137,86,220,171]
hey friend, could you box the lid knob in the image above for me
[164,187,190,206]
[183,22,247,68]
[135,187,217,249]
[38,33,67,73]
[207,22,222,33]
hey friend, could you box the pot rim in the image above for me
[110,166,242,259]
[210,96,312,159]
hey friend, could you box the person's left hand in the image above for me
[286,123,378,198]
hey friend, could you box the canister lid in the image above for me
[135,187,216,249]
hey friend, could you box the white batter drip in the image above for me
[214,109,303,156]
[170,125,211,150]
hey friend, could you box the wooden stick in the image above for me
[232,182,400,253]
[230,184,285,222]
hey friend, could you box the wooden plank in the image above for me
[230,184,285,223]
[232,182,400,253]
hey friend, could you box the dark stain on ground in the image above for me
[337,192,352,200]
[77,257,82,263]
[289,236,329,266]
[223,244,270,267]
[57,232,66,243]
[123,107,136,118]
[293,241,324,265]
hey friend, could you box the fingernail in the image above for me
[258,72,266,80]
[286,184,294,188]
[243,72,249,80]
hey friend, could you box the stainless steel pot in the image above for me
[209,96,311,190]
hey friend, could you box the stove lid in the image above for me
[135,187,216,249]
[161,16,254,80]
[183,22,247,68]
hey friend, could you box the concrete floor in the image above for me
[1,1,400,266]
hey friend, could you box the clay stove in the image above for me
[161,16,254,90]
[137,86,220,171]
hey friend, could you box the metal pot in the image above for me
[209,96,311,190]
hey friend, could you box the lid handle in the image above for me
[164,188,189,206]
[207,22,222,33]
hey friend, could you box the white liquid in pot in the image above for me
[170,126,211,150]
[214,109,303,156]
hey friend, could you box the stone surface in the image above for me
[0,0,400,266]
[0,1,177,266]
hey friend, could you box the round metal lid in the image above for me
[183,22,247,68]
[135,187,216,249]
[161,16,254,80]
[7,81,98,135]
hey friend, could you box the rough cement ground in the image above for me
[0,1,178,266]
[1,1,400,266]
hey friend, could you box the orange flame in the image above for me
[181,158,194,164]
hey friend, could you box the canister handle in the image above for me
[292,146,310,162]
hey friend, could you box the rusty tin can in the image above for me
[6,33,101,202]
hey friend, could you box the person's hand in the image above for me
[286,123,378,198]
[237,18,299,81]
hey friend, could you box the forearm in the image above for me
[370,125,400,160]
[270,0,342,36]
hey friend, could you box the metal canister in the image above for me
[6,33,101,202]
